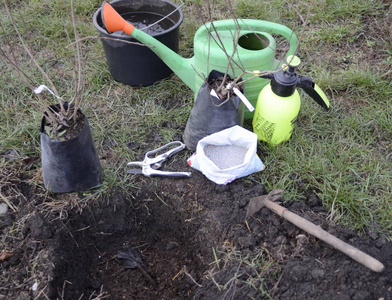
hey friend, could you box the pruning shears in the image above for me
[126,141,191,178]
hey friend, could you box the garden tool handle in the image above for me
[147,169,191,177]
[260,198,385,273]
[146,141,185,159]
[144,141,186,167]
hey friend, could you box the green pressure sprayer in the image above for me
[252,55,330,145]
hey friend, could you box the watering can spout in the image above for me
[102,2,135,35]
[131,30,195,90]
[101,2,196,91]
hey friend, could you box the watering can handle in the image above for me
[214,19,299,58]
[247,19,298,56]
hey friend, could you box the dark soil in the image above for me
[0,153,391,300]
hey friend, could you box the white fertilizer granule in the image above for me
[204,144,248,169]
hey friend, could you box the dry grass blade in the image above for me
[0,192,18,212]
[88,285,110,300]
[0,249,14,261]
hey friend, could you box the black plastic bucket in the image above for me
[93,0,183,86]
[40,105,103,193]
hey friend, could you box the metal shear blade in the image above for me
[127,141,191,178]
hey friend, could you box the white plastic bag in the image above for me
[187,126,265,184]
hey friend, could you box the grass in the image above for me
[210,244,278,299]
[1,0,391,240]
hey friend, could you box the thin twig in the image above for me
[66,36,151,49]
[2,0,58,96]
[1,0,65,123]
[70,0,83,121]
[141,1,185,32]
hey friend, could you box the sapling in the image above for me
[1,0,86,140]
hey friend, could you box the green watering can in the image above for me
[102,2,298,119]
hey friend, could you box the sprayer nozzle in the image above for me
[287,55,301,67]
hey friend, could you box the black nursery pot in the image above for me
[93,0,183,86]
[40,105,103,193]
[182,70,245,151]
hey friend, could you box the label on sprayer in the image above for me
[253,113,276,142]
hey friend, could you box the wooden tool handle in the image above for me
[263,199,385,273]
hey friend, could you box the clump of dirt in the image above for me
[1,157,391,300]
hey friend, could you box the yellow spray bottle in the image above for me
[252,55,330,145]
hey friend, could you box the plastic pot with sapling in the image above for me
[39,101,103,193]
[3,1,102,193]
[183,70,249,151]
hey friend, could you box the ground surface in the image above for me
[0,153,391,300]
